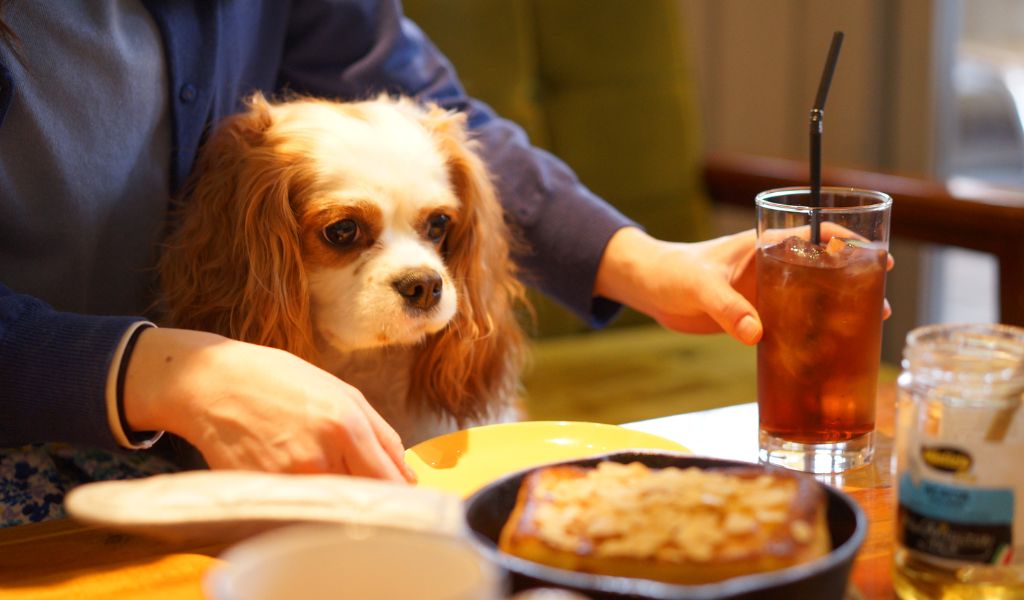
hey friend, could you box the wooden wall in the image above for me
[679,0,960,362]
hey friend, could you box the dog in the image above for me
[158,93,528,446]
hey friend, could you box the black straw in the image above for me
[809,31,844,245]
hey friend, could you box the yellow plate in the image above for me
[405,421,689,498]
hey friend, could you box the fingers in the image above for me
[715,228,757,254]
[163,337,419,483]
[333,416,408,483]
[696,274,763,345]
[327,381,415,483]
[351,396,418,483]
[761,222,869,245]
[760,225,895,279]
[736,314,762,345]
[884,254,893,318]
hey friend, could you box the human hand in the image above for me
[595,227,761,344]
[122,328,415,482]
[758,222,895,319]
[595,227,893,346]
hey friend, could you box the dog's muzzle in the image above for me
[392,268,443,311]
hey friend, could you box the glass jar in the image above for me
[894,324,1024,599]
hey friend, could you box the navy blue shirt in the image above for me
[0,0,632,450]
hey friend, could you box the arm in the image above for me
[265,1,771,344]
[122,327,414,480]
[0,284,413,482]
[594,227,762,345]
[594,226,892,345]
[0,283,140,449]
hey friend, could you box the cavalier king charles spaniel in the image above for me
[158,93,528,446]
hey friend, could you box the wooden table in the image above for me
[0,386,898,599]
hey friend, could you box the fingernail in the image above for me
[737,315,761,344]
[403,461,418,484]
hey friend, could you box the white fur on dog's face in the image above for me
[159,93,526,425]
[274,101,460,353]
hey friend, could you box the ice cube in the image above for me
[831,239,885,272]
[762,236,825,267]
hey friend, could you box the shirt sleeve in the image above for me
[0,282,144,449]
[280,0,635,327]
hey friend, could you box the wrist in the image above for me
[122,327,229,440]
[105,322,163,449]
[594,226,663,309]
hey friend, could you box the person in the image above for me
[0,1,761,526]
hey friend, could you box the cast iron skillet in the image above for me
[463,451,867,600]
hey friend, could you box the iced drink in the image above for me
[755,186,891,474]
[757,236,887,443]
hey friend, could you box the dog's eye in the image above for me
[323,219,359,247]
[426,214,451,244]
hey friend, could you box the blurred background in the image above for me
[403,0,1024,422]
[680,0,1019,362]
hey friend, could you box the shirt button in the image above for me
[179,84,197,103]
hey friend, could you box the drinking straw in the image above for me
[809,31,844,245]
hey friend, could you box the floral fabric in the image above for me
[1,444,179,527]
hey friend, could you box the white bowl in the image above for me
[204,523,504,600]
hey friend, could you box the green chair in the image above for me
[404,1,755,423]
[404,0,711,336]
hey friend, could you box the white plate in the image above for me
[65,470,464,545]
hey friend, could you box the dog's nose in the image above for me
[392,268,443,311]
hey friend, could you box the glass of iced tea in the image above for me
[755,187,891,474]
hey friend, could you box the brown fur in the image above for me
[158,93,528,424]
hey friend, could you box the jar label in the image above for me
[898,474,1015,564]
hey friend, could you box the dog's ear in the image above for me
[412,104,529,424]
[158,93,317,360]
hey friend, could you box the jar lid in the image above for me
[902,323,1024,397]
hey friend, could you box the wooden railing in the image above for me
[702,151,1024,326]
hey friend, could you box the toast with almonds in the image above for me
[498,461,830,584]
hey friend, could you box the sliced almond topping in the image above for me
[524,463,803,562]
